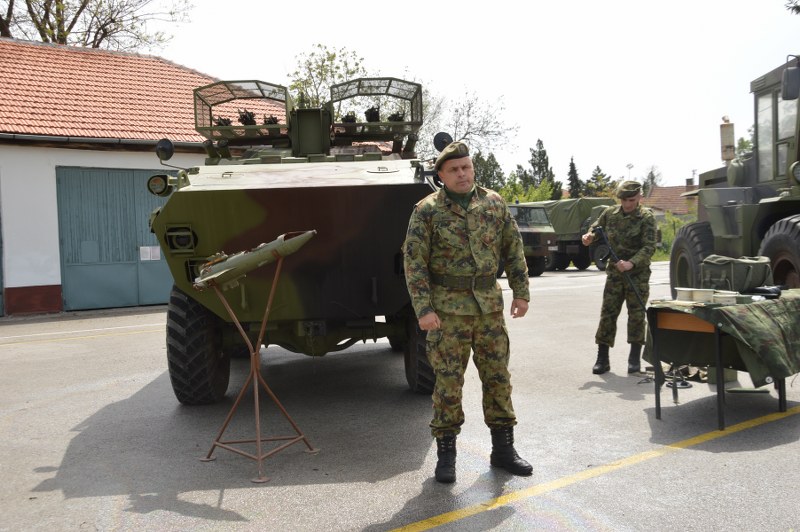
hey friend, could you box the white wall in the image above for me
[0,144,203,288]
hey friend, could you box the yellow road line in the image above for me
[0,328,162,346]
[394,405,800,531]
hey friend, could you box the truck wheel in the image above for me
[572,248,591,270]
[593,244,609,271]
[527,256,546,277]
[404,318,434,394]
[758,214,800,289]
[166,285,231,405]
[669,222,713,298]
[544,252,557,271]
[553,252,571,271]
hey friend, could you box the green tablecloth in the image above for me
[645,289,800,387]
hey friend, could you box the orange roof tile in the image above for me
[0,38,283,143]
[642,184,698,215]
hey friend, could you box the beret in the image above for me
[616,180,642,199]
[434,141,470,171]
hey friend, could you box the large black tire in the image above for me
[572,247,592,270]
[593,244,609,271]
[552,252,571,271]
[387,314,407,352]
[758,214,800,289]
[166,285,231,405]
[669,222,714,298]
[527,256,546,277]
[404,317,434,394]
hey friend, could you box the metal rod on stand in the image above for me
[200,242,318,483]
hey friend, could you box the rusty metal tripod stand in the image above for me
[201,254,318,483]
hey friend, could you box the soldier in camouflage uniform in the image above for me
[581,180,657,375]
[403,141,533,484]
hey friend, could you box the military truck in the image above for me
[527,197,615,270]
[670,56,800,293]
[506,203,556,276]
[146,78,439,404]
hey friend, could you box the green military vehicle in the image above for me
[506,203,556,276]
[527,197,615,271]
[670,56,800,293]
[147,78,439,403]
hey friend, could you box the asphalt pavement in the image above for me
[1,261,798,531]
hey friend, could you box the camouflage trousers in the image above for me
[426,312,516,438]
[595,269,650,347]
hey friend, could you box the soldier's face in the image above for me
[621,193,641,213]
[438,157,475,194]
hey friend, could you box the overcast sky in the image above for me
[157,1,798,187]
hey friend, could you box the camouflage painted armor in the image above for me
[590,204,657,347]
[404,186,530,437]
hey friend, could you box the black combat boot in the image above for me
[592,344,610,374]
[435,434,457,483]
[490,427,533,476]
[628,344,642,374]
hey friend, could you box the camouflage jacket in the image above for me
[403,186,530,318]
[590,204,656,275]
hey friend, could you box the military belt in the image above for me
[430,273,496,290]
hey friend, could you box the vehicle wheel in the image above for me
[388,336,406,352]
[553,252,571,271]
[572,248,591,270]
[166,285,231,405]
[404,317,434,394]
[385,313,408,352]
[544,252,557,271]
[758,214,800,289]
[593,244,609,271]
[527,256,546,277]
[669,222,714,298]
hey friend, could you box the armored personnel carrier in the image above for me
[147,78,437,404]
[670,56,800,293]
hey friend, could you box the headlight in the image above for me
[147,174,173,196]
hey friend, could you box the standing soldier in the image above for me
[403,141,533,484]
[581,180,657,375]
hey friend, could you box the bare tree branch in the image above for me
[4,0,189,51]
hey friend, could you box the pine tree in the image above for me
[586,166,612,196]
[567,157,583,198]
[529,139,555,188]
[473,151,506,190]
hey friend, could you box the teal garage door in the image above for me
[57,167,172,310]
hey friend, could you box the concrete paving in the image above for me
[1,261,798,531]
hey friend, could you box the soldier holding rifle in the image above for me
[581,180,657,375]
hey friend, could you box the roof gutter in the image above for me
[0,132,202,149]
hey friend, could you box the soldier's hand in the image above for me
[615,260,633,272]
[510,298,528,318]
[418,312,441,331]
[581,232,594,246]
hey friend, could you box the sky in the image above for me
[155,0,799,187]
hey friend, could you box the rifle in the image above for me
[592,226,647,311]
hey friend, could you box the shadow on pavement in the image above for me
[31,343,432,523]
